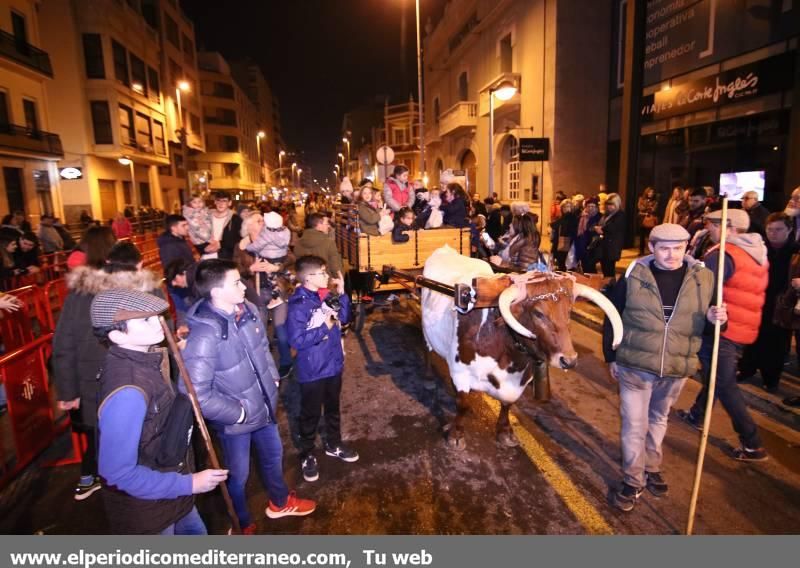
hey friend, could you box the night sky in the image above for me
[182,0,447,184]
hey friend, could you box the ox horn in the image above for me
[574,283,624,349]
[498,286,536,340]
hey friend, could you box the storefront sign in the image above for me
[519,138,550,161]
[641,51,794,122]
[59,167,83,180]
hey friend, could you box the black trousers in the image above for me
[740,321,791,389]
[298,374,342,458]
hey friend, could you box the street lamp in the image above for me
[278,150,286,184]
[176,80,192,204]
[487,80,518,200]
[337,152,345,174]
[342,137,350,177]
[296,168,302,189]
[118,156,137,209]
[414,0,425,183]
[256,131,266,191]
[334,164,340,179]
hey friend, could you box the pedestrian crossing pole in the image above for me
[686,197,728,535]
[159,317,242,535]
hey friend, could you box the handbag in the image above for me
[642,214,658,229]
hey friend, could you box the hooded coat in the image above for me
[52,267,164,428]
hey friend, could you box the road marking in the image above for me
[481,397,614,535]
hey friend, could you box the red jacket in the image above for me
[720,244,768,345]
[383,177,412,211]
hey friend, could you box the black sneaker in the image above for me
[325,444,359,463]
[676,409,703,432]
[645,471,668,497]
[611,482,643,512]
[278,365,293,380]
[731,447,768,462]
[301,455,319,482]
[74,477,101,501]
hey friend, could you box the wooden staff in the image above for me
[686,197,728,535]
[159,317,241,535]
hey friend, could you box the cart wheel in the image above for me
[354,301,366,333]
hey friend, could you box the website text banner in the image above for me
[0,536,794,568]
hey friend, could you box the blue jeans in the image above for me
[159,506,207,535]
[690,336,762,449]
[274,323,292,368]
[218,424,290,527]
[617,364,686,489]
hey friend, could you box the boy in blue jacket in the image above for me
[288,255,358,482]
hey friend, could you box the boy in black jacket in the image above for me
[392,207,415,243]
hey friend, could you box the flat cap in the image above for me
[706,208,750,230]
[649,223,690,243]
[91,289,169,328]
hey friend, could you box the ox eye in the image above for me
[532,310,546,320]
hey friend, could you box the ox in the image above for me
[421,245,623,448]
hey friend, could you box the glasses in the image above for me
[306,271,327,277]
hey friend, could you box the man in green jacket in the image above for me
[294,212,343,279]
[602,223,727,512]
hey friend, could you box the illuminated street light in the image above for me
[488,80,518,199]
[176,80,192,204]
[342,137,350,177]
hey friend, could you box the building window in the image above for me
[0,91,9,128]
[182,34,194,64]
[90,101,113,144]
[135,112,152,150]
[174,152,185,177]
[190,113,201,133]
[147,66,160,101]
[499,33,513,73]
[458,72,468,102]
[433,97,440,125]
[82,34,105,79]
[130,54,147,96]
[11,11,26,43]
[119,104,134,146]
[153,120,165,155]
[223,163,239,177]
[139,182,151,206]
[112,40,129,86]
[393,128,406,145]
[23,99,38,133]
[165,15,180,47]
[202,81,234,99]
[33,170,53,216]
[3,167,25,214]
[220,135,238,152]
[169,58,182,86]
[505,136,520,201]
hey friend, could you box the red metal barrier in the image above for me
[0,334,60,489]
[43,279,68,331]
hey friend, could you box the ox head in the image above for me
[497,273,623,370]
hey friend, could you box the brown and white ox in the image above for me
[421,246,622,448]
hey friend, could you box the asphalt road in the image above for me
[2,295,799,535]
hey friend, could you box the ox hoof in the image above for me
[446,434,467,451]
[497,430,519,448]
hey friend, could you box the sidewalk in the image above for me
[570,247,800,430]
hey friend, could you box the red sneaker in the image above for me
[265,491,316,519]
[227,523,257,535]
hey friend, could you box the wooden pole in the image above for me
[686,198,728,535]
[159,316,241,535]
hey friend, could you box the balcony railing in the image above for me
[0,124,63,157]
[204,117,238,127]
[0,29,53,77]
[439,102,478,136]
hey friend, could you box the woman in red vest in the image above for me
[382,165,416,213]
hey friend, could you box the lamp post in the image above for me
[278,150,286,185]
[176,80,191,204]
[296,168,302,190]
[342,137,350,177]
[256,131,266,194]
[291,162,297,187]
[414,0,425,182]
[119,156,137,210]
[337,152,345,175]
[333,164,340,179]
[487,80,518,200]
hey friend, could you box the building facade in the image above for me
[39,0,171,224]
[371,96,423,187]
[193,51,261,201]
[423,0,612,227]
[0,0,63,224]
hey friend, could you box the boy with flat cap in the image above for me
[603,223,727,512]
[92,289,228,535]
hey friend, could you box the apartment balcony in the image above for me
[0,124,62,158]
[0,29,53,78]
[439,102,478,137]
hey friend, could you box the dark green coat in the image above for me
[615,256,714,378]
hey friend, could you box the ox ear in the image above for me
[574,283,624,349]
[498,286,536,340]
